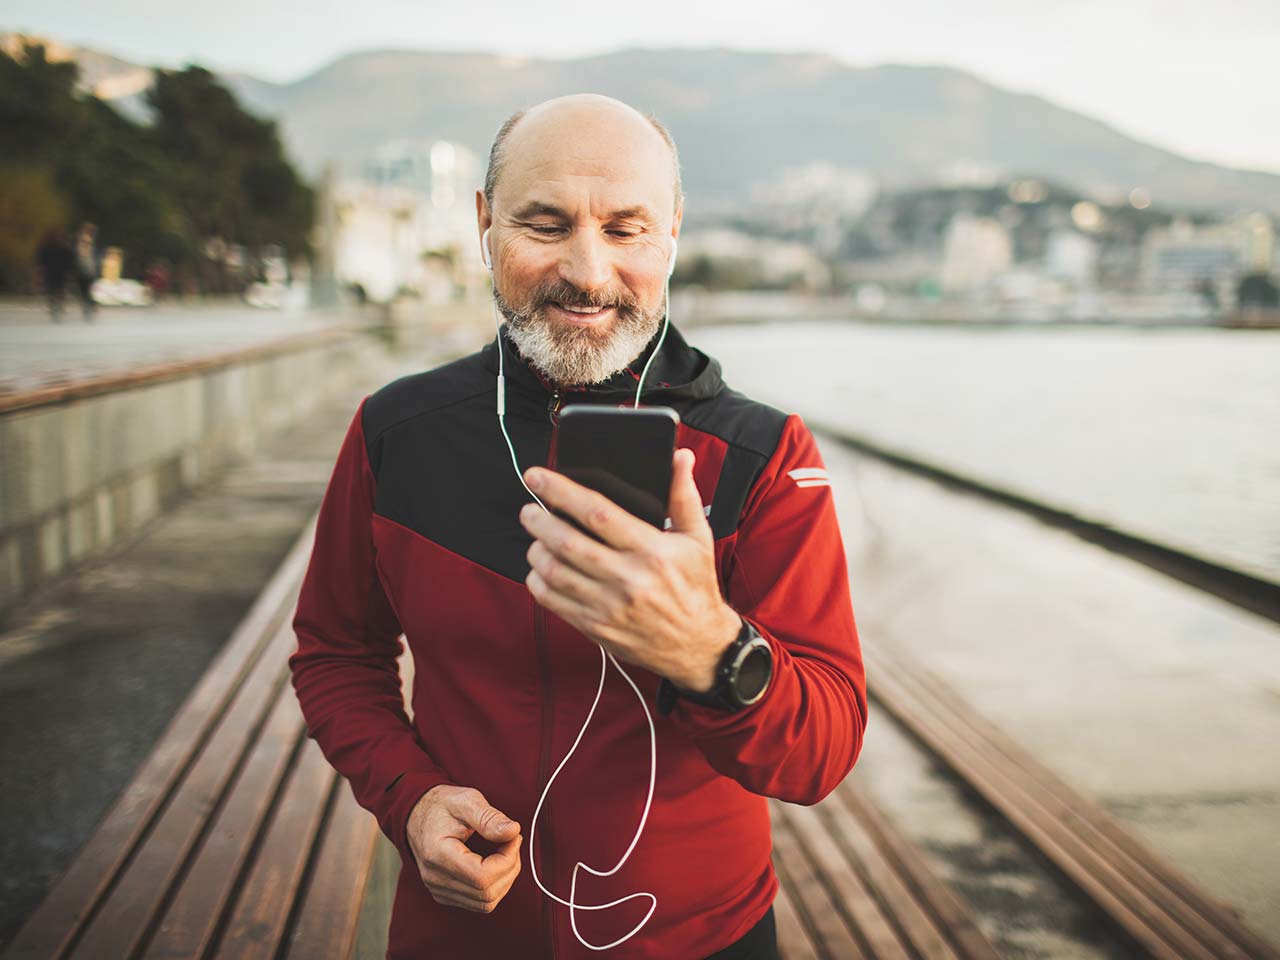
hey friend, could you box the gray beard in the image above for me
[494,291,666,386]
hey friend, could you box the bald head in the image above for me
[483,94,683,218]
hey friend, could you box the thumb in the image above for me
[667,448,707,537]
[451,790,520,842]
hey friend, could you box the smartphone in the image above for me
[549,405,680,532]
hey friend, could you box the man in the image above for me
[290,94,867,959]
[73,222,99,322]
[35,227,74,322]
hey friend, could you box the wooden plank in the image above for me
[65,617,300,960]
[779,802,911,959]
[213,738,339,960]
[140,682,308,959]
[769,809,866,960]
[875,642,1280,960]
[280,781,381,960]
[867,647,1220,960]
[837,782,1002,960]
[351,835,399,960]
[813,788,964,960]
[773,878,821,960]
[2,523,314,960]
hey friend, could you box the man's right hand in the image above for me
[406,784,523,913]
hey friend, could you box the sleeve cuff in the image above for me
[380,769,456,868]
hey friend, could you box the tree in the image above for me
[0,40,81,169]
[1237,271,1279,308]
[147,66,314,261]
[0,166,67,289]
[0,44,314,291]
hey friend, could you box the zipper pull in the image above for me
[547,389,562,425]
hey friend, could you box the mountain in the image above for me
[8,34,1279,213]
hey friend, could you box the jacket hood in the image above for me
[479,318,725,417]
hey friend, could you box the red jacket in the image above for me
[289,324,867,959]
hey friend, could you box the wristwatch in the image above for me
[656,617,774,715]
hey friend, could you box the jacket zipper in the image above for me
[547,388,563,425]
[534,604,559,959]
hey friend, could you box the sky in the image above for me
[6,0,1279,174]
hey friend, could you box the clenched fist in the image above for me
[407,784,522,913]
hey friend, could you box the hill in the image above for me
[7,34,1277,212]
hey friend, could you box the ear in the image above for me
[668,200,683,278]
[476,190,493,271]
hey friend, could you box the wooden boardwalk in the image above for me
[10,506,1274,958]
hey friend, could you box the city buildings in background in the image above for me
[681,167,1279,324]
[327,139,483,304]
[330,138,483,304]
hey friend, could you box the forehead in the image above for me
[495,109,674,219]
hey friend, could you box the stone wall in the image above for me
[0,327,392,613]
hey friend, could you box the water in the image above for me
[687,320,1280,586]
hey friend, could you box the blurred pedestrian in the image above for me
[74,222,100,322]
[144,258,172,300]
[35,227,75,322]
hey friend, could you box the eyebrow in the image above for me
[510,201,655,222]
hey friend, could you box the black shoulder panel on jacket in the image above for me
[359,348,546,584]
[360,351,493,471]
[680,383,789,541]
[355,347,789,582]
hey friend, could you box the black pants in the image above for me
[76,273,95,318]
[701,906,778,960]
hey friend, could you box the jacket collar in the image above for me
[480,318,724,418]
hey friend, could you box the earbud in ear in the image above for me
[667,237,678,279]
[481,227,493,271]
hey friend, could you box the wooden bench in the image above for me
[4,512,999,960]
[3,516,380,960]
[769,783,1000,960]
[865,641,1280,960]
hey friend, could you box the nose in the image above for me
[557,230,613,294]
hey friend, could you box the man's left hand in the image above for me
[518,448,741,693]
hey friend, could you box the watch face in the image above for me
[735,644,772,702]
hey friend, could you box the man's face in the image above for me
[478,101,681,386]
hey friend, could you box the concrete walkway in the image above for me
[0,300,363,397]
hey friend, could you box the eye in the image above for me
[531,226,565,236]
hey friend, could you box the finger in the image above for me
[433,874,517,913]
[444,789,521,844]
[422,863,492,899]
[434,836,488,888]
[430,889,499,913]
[424,835,521,897]
[525,567,600,633]
[666,448,710,540]
[477,833,523,886]
[527,539,611,608]
[523,467,658,551]
[521,508,623,580]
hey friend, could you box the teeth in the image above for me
[557,302,608,314]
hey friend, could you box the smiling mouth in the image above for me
[548,302,615,324]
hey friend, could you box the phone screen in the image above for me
[550,405,680,530]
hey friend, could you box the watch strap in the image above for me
[656,675,736,715]
[656,616,766,716]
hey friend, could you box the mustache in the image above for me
[530,281,639,311]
